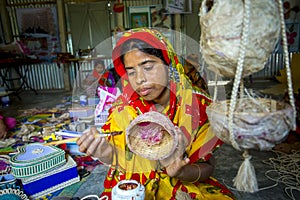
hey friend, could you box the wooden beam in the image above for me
[0,1,13,43]
[6,1,57,6]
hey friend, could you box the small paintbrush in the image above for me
[44,131,121,146]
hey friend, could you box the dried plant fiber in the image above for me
[199,0,281,78]
[206,98,294,151]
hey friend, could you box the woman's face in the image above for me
[94,63,105,74]
[123,49,169,105]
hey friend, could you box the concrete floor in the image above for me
[1,80,299,200]
[213,144,293,200]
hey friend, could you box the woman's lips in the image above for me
[138,87,152,96]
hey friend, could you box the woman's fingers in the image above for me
[86,136,103,156]
[77,128,98,153]
[76,127,117,164]
[165,156,190,177]
[76,132,87,146]
[89,126,99,134]
[77,127,113,159]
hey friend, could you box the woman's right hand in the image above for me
[77,126,114,165]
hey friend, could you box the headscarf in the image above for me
[111,28,176,116]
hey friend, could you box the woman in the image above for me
[77,28,235,199]
[83,59,116,97]
[84,59,115,87]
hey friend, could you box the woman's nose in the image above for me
[135,69,146,84]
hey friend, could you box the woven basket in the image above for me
[199,0,280,77]
[126,111,178,160]
[206,98,294,151]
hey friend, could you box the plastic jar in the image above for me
[112,179,145,200]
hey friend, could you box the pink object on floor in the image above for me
[4,117,16,130]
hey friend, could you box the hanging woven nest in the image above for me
[206,98,294,151]
[199,0,281,78]
[126,111,178,160]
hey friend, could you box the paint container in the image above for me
[80,95,87,106]
[112,179,145,200]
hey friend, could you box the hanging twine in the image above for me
[228,0,250,151]
[277,0,297,130]
[263,150,300,200]
[228,0,258,193]
[213,73,219,102]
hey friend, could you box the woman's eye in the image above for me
[144,65,153,71]
[126,70,135,76]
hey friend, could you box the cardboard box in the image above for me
[68,107,94,118]
[88,97,100,105]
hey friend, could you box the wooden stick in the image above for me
[44,133,111,146]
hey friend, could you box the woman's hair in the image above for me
[94,59,104,67]
[120,39,168,66]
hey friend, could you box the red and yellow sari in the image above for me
[101,28,235,200]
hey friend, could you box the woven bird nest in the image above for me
[206,98,294,151]
[126,111,178,160]
[199,0,281,78]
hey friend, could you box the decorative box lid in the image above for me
[21,155,77,183]
[10,143,66,179]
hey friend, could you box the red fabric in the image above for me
[113,3,124,13]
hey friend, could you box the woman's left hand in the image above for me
[164,153,190,178]
[159,126,189,177]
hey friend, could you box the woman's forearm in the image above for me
[176,162,214,182]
